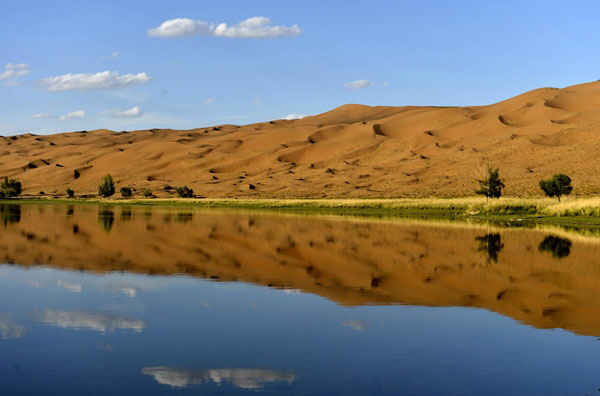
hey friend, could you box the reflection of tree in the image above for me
[98,207,115,232]
[176,212,193,224]
[475,233,504,263]
[538,235,572,259]
[1,204,21,227]
[120,207,132,222]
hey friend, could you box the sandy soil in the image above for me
[2,81,600,198]
[2,204,600,337]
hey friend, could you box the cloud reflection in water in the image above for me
[0,315,26,339]
[142,367,296,389]
[34,310,145,333]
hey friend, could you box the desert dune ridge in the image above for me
[3,80,600,198]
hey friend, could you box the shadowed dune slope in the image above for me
[2,204,600,337]
[3,81,600,197]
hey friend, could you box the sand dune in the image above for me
[3,81,600,197]
[3,204,600,337]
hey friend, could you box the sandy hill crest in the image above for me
[2,81,600,198]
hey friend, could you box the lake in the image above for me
[1,203,600,395]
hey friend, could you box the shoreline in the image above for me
[2,196,600,226]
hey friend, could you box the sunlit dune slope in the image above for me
[3,81,600,197]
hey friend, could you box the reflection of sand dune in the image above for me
[34,310,145,333]
[3,81,600,198]
[3,204,600,337]
[0,315,26,339]
[142,367,295,389]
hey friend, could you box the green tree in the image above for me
[475,166,504,202]
[120,187,133,198]
[98,174,115,198]
[539,174,572,202]
[142,189,153,198]
[175,186,194,198]
[66,188,75,198]
[0,177,22,198]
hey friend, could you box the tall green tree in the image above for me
[475,166,505,202]
[98,174,115,198]
[539,174,572,202]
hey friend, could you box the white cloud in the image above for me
[382,81,389,87]
[6,63,30,73]
[282,113,306,120]
[148,16,301,39]
[105,106,144,119]
[252,99,260,104]
[36,71,150,91]
[31,113,56,119]
[34,310,146,333]
[59,110,85,122]
[344,80,374,90]
[148,18,212,38]
[142,367,296,389]
[101,51,119,60]
[0,63,31,85]
[203,98,215,104]
[214,17,302,38]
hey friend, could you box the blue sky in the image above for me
[2,0,600,135]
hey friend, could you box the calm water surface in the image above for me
[1,203,600,395]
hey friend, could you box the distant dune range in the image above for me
[2,204,600,337]
[3,81,600,197]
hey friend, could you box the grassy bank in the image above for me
[3,196,600,219]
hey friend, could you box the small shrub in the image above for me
[175,186,194,198]
[98,174,115,198]
[120,187,132,198]
[0,177,22,198]
[539,174,573,202]
[142,189,153,198]
[66,188,75,198]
